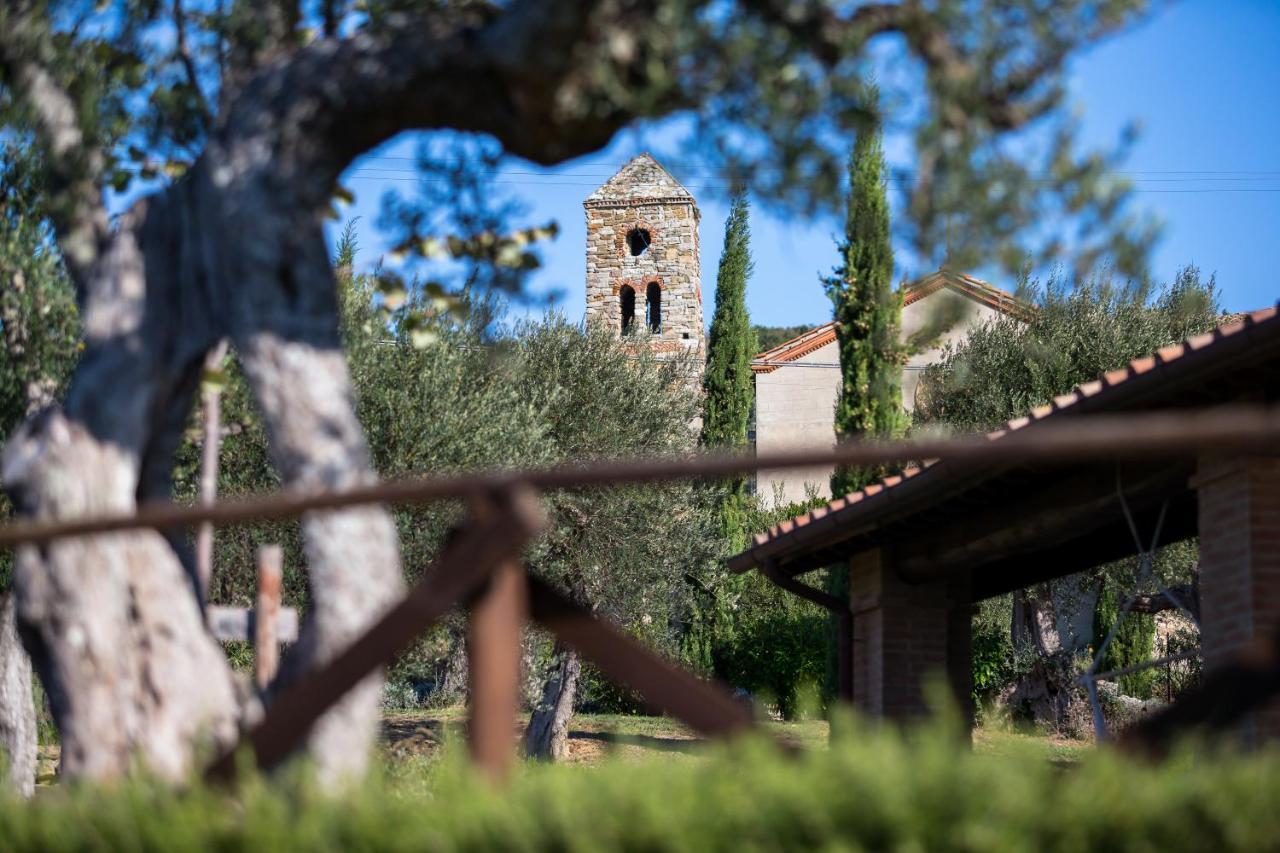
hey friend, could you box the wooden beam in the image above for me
[467,558,528,783]
[204,486,545,782]
[255,545,284,691]
[894,461,1192,584]
[207,605,299,644]
[527,576,755,739]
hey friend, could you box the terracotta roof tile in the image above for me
[732,304,1280,572]
[751,323,838,373]
[902,269,1037,321]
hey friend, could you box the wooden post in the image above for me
[255,545,283,691]
[195,340,229,603]
[466,494,529,782]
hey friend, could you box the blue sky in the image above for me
[337,0,1280,327]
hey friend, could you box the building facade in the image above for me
[751,270,1034,507]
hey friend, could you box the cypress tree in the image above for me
[821,117,904,704]
[701,193,757,548]
[824,119,905,497]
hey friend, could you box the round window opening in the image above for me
[626,228,652,257]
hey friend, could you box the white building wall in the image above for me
[755,287,1011,508]
[900,289,1004,412]
[754,339,842,508]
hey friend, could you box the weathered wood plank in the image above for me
[207,605,299,645]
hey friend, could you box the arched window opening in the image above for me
[620,285,636,334]
[645,282,662,333]
[626,228,651,257]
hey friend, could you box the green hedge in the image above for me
[4,716,1279,850]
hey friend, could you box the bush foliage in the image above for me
[3,718,1280,850]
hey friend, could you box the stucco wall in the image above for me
[754,338,842,507]
[755,287,1010,508]
[901,289,1003,412]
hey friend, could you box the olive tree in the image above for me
[0,0,1154,782]
[0,143,79,796]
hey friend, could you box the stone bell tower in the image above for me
[584,154,704,379]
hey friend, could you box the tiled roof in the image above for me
[903,269,1038,322]
[584,153,694,206]
[730,305,1280,574]
[751,323,837,374]
[750,269,1034,375]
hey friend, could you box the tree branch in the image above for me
[221,0,651,203]
[741,0,1061,131]
[1126,584,1199,621]
[0,11,108,286]
[173,0,212,126]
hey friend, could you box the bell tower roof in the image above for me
[585,153,695,207]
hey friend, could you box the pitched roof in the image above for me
[751,323,837,374]
[903,268,1037,322]
[584,153,695,206]
[749,269,1033,374]
[729,305,1280,581]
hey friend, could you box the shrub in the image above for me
[1093,579,1158,699]
[3,716,1279,850]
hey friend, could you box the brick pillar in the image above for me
[1194,455,1280,742]
[849,549,973,726]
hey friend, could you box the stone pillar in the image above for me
[1194,455,1280,742]
[849,549,973,726]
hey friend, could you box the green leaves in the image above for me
[701,192,757,549]
[826,121,905,497]
[916,266,1221,433]
[389,222,559,272]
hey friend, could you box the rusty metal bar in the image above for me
[204,487,545,782]
[254,545,284,691]
[4,405,1280,550]
[467,557,528,783]
[762,561,853,703]
[527,576,755,739]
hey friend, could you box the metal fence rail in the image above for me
[3,404,1279,549]
[3,404,1280,782]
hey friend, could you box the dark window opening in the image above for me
[620,285,636,334]
[645,282,662,333]
[682,332,691,340]
[626,228,652,257]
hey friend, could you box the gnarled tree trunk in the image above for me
[524,647,582,761]
[1,145,403,783]
[0,593,35,797]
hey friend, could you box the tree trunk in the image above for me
[523,648,581,761]
[1,266,42,797]
[1008,585,1071,725]
[0,156,403,784]
[0,593,35,797]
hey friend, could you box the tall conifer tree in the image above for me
[824,118,905,497]
[820,117,904,703]
[701,193,757,547]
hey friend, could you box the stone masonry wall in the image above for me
[584,199,704,368]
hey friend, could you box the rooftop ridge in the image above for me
[584,153,695,206]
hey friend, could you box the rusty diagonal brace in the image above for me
[207,486,765,784]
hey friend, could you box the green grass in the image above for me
[379,709,1077,765]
